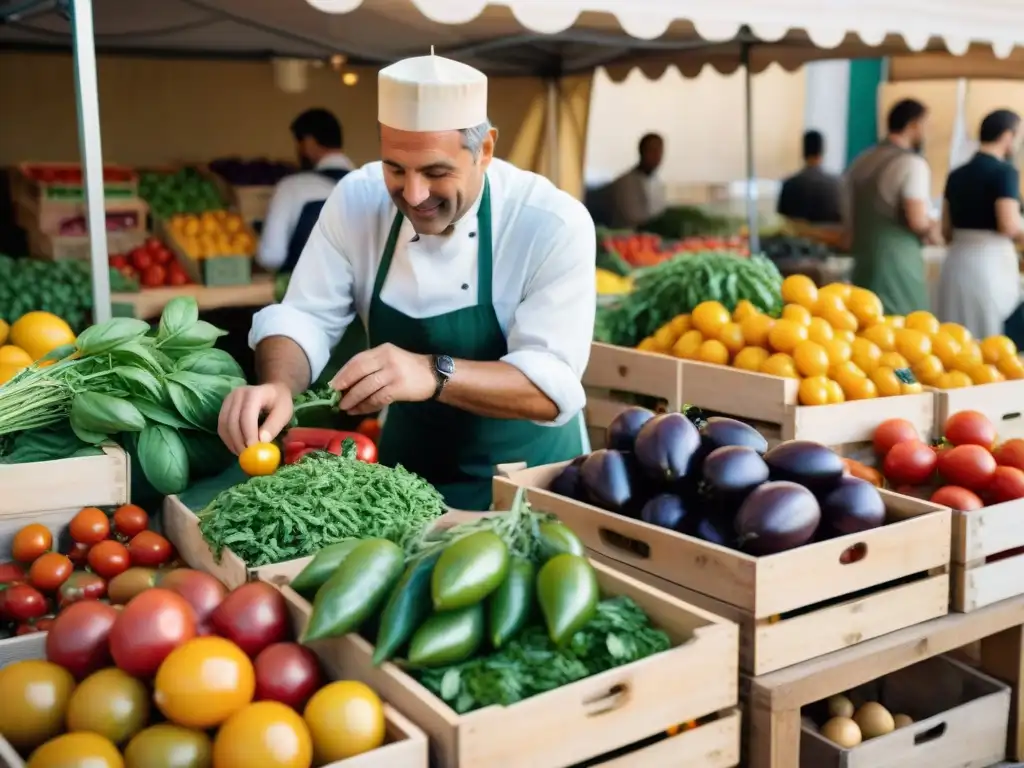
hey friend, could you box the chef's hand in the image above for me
[218,382,294,455]
[330,343,434,416]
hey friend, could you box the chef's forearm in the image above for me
[255,336,313,395]
[439,360,559,421]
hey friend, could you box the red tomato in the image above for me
[989,466,1024,504]
[12,523,53,563]
[1,583,48,621]
[110,588,197,677]
[944,410,997,448]
[883,439,937,485]
[210,582,289,658]
[153,248,173,265]
[66,542,91,567]
[29,553,73,592]
[873,419,920,457]
[69,507,110,545]
[994,439,1024,472]
[254,642,322,710]
[167,268,189,287]
[88,540,131,579]
[938,444,997,491]
[930,486,985,511]
[58,571,107,607]
[158,569,227,629]
[0,562,25,584]
[113,504,149,539]
[120,265,138,281]
[128,531,173,567]
[130,248,153,271]
[357,418,381,444]
[46,601,119,679]
[109,254,128,269]
[142,264,167,288]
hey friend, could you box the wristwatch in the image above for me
[430,354,455,400]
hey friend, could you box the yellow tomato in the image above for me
[823,338,852,366]
[969,363,1005,385]
[904,311,940,336]
[652,324,679,350]
[0,318,8,346]
[781,274,818,309]
[213,702,312,768]
[732,300,758,322]
[825,378,845,404]
[0,345,32,366]
[716,322,746,356]
[782,304,813,327]
[850,338,882,374]
[937,371,972,389]
[696,339,729,366]
[981,335,1017,364]
[26,733,123,768]
[830,361,867,394]
[799,376,831,406]
[807,317,835,345]
[768,319,809,354]
[154,637,256,730]
[871,367,903,397]
[902,380,924,394]
[953,345,984,372]
[669,314,692,335]
[939,322,972,346]
[239,442,281,477]
[819,282,853,302]
[930,333,961,369]
[9,311,76,362]
[671,329,704,360]
[793,341,830,377]
[691,301,731,337]
[760,353,799,379]
[303,681,385,763]
[0,362,27,385]
[812,291,847,317]
[844,375,879,400]
[0,660,75,754]
[894,329,932,365]
[884,315,906,328]
[733,346,770,372]
[740,314,774,348]
[636,337,659,353]
[998,354,1024,380]
[834,329,856,344]
[819,304,859,334]
[859,323,895,352]
[66,667,149,746]
[911,354,944,386]
[878,351,909,370]
[847,288,884,328]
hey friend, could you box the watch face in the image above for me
[436,355,455,376]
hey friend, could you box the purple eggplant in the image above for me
[819,476,886,536]
[580,449,633,512]
[634,413,701,483]
[640,494,691,532]
[735,481,821,555]
[764,441,844,493]
[694,515,737,548]
[700,417,769,455]
[607,407,656,453]
[702,446,769,499]
[549,463,583,499]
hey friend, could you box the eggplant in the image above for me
[702,446,770,499]
[579,450,633,512]
[819,476,886,536]
[735,481,821,555]
[694,515,737,548]
[606,407,656,453]
[700,417,769,455]
[634,413,701,483]
[764,441,844,493]
[549,463,583,499]
[640,494,691,532]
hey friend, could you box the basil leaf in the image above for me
[157,296,200,341]
[165,371,236,431]
[159,322,227,354]
[182,430,236,479]
[175,348,246,380]
[132,398,192,430]
[110,341,168,376]
[112,367,164,402]
[71,392,147,434]
[138,424,190,495]
[75,317,151,356]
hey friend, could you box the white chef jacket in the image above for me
[257,152,356,271]
[250,158,596,427]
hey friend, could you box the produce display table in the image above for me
[747,593,1024,768]
[110,273,274,320]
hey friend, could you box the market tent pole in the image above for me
[545,79,561,187]
[70,0,111,323]
[741,41,759,254]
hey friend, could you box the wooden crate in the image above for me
[0,444,130,518]
[589,710,741,767]
[27,229,146,262]
[154,216,253,287]
[951,499,1024,612]
[257,558,740,768]
[583,342,684,448]
[10,162,138,204]
[16,196,148,237]
[494,463,952,676]
[800,655,1009,768]
[678,360,936,451]
[933,380,1024,441]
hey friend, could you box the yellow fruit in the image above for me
[637,337,659,353]
[768,319,809,354]
[981,335,1017,364]
[653,324,679,350]
[0,319,8,346]
[819,283,853,302]
[894,329,932,365]
[953,346,984,372]
[9,312,75,362]
[878,351,909,371]
[939,322,972,346]
[813,292,847,317]
[830,361,867,393]
[820,304,859,334]
[902,380,924,394]
[696,339,730,366]
[691,301,731,337]
[213,702,312,768]
[781,274,819,309]
[930,333,962,369]
[671,330,704,360]
[760,353,798,379]
[834,329,856,344]
[732,300,758,322]
[850,338,882,373]
[998,354,1024,380]
[807,317,835,344]
[0,362,26,385]
[884,315,906,328]
[969,363,1004,385]
[799,376,831,406]
[303,681,385,763]
[669,315,692,335]
[825,379,845,404]
[912,355,944,386]
[871,367,903,397]
[782,304,813,327]
[0,345,32,366]
[25,733,123,768]
[844,375,879,400]
[733,346,770,372]
[793,341,830,377]
[938,371,972,389]
[740,314,774,348]
[847,289,884,328]
[860,324,895,352]
[904,311,940,336]
[717,322,746,356]
[823,338,853,365]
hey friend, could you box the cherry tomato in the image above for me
[938,444,997,491]
[0,562,25,584]
[0,659,76,753]
[58,571,107,607]
[167,268,189,287]
[930,486,984,511]
[66,541,91,567]
[989,465,1024,504]
[253,642,322,710]
[109,588,196,678]
[29,553,73,592]
[22,732,123,767]
[944,410,997,448]
[158,569,227,629]
[12,523,52,563]
[128,531,173,568]
[239,442,281,476]
[124,724,213,768]
[994,438,1024,472]
[46,601,119,679]
[88,540,131,579]
[883,439,937,485]
[154,636,256,729]
[303,681,385,761]
[210,582,289,658]
[142,264,167,288]
[873,418,920,457]
[113,504,149,539]
[130,249,153,271]
[1,584,48,622]
[357,417,381,444]
[69,506,111,545]
[212,701,312,768]
[841,458,883,487]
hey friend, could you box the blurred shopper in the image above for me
[844,99,941,315]
[777,130,842,224]
[604,133,667,229]
[937,109,1023,338]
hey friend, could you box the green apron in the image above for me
[368,179,585,510]
[849,143,930,316]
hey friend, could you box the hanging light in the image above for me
[341,71,359,86]
[330,54,347,70]
[272,59,309,93]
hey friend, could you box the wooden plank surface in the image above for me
[111,273,274,319]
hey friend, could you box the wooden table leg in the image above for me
[748,682,801,768]
[981,625,1024,760]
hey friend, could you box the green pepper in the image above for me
[302,539,404,642]
[372,552,439,666]
[487,557,535,648]
[290,539,360,596]
[536,554,599,646]
[536,521,584,561]
[431,530,509,612]
[407,603,485,668]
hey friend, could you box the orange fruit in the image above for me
[696,339,730,366]
[851,338,882,374]
[793,341,830,377]
[782,304,813,327]
[799,376,831,406]
[904,311,940,336]
[740,314,774,348]
[939,322,972,346]
[823,338,852,365]
[691,301,731,337]
[871,367,903,397]
[732,300,758,322]
[760,353,798,379]
[981,335,1017,364]
[781,274,819,309]
[911,354,944,386]
[671,330,704,360]
[717,323,746,356]
[768,319,809,354]
[733,346,770,372]
[807,317,835,345]
[878,351,909,371]
[894,329,932,365]
[859,324,895,352]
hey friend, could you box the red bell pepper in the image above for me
[326,434,378,464]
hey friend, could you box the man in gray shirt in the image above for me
[777,131,842,225]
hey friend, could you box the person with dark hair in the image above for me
[843,98,940,315]
[603,132,667,228]
[776,130,842,224]
[258,107,354,272]
[937,109,1023,337]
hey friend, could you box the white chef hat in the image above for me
[378,49,487,132]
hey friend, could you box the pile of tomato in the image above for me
[0,575,388,768]
[109,238,191,289]
[1,505,176,638]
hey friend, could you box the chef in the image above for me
[218,51,596,510]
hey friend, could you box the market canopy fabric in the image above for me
[2,0,1023,79]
